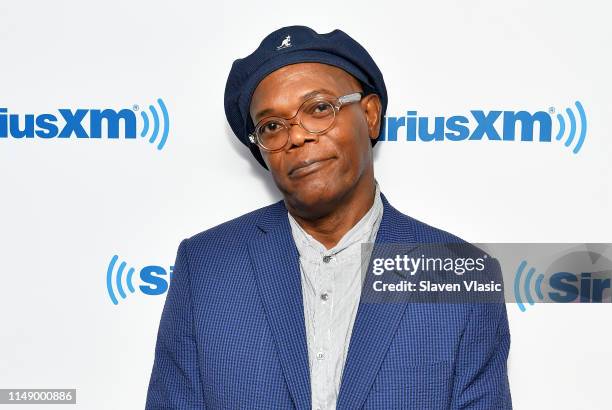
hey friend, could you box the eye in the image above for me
[314,103,330,113]
[260,121,283,134]
[305,101,333,118]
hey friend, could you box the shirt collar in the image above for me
[288,179,383,261]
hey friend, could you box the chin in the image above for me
[285,179,344,210]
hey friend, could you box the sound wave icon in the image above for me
[106,255,136,305]
[514,260,545,312]
[553,101,587,154]
[139,98,170,150]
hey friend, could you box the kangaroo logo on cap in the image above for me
[276,35,292,50]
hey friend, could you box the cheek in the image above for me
[266,155,285,178]
[331,116,370,166]
[265,154,296,188]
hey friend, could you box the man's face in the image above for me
[249,62,381,215]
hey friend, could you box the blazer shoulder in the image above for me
[183,199,283,250]
[389,205,502,289]
[388,203,467,244]
[385,198,494,258]
[416,218,468,244]
[411,211,490,247]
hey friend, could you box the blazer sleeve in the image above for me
[450,259,513,409]
[145,238,206,409]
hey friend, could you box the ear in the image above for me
[361,94,382,140]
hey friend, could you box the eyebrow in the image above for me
[253,88,336,122]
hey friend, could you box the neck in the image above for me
[286,170,377,250]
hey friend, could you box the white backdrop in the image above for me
[1,0,610,408]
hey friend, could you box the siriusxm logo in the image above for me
[514,249,612,312]
[106,255,173,305]
[382,100,587,154]
[0,98,170,150]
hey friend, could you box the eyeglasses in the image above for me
[248,92,362,152]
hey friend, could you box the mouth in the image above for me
[288,157,335,178]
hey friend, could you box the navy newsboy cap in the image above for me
[224,25,388,170]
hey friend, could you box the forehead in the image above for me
[250,63,361,118]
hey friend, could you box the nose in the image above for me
[287,121,318,148]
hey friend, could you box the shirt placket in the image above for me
[311,251,336,410]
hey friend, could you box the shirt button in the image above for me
[323,255,332,263]
[316,351,325,360]
[320,293,329,301]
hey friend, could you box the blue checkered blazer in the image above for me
[145,192,512,409]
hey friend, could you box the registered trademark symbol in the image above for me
[549,106,555,114]
[133,104,139,111]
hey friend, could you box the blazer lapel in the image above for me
[336,192,417,410]
[247,200,311,410]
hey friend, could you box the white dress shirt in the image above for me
[287,180,384,410]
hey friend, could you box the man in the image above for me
[145,25,512,409]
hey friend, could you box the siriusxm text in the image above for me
[0,108,137,138]
[382,110,553,142]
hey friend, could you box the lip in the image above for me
[288,157,335,178]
